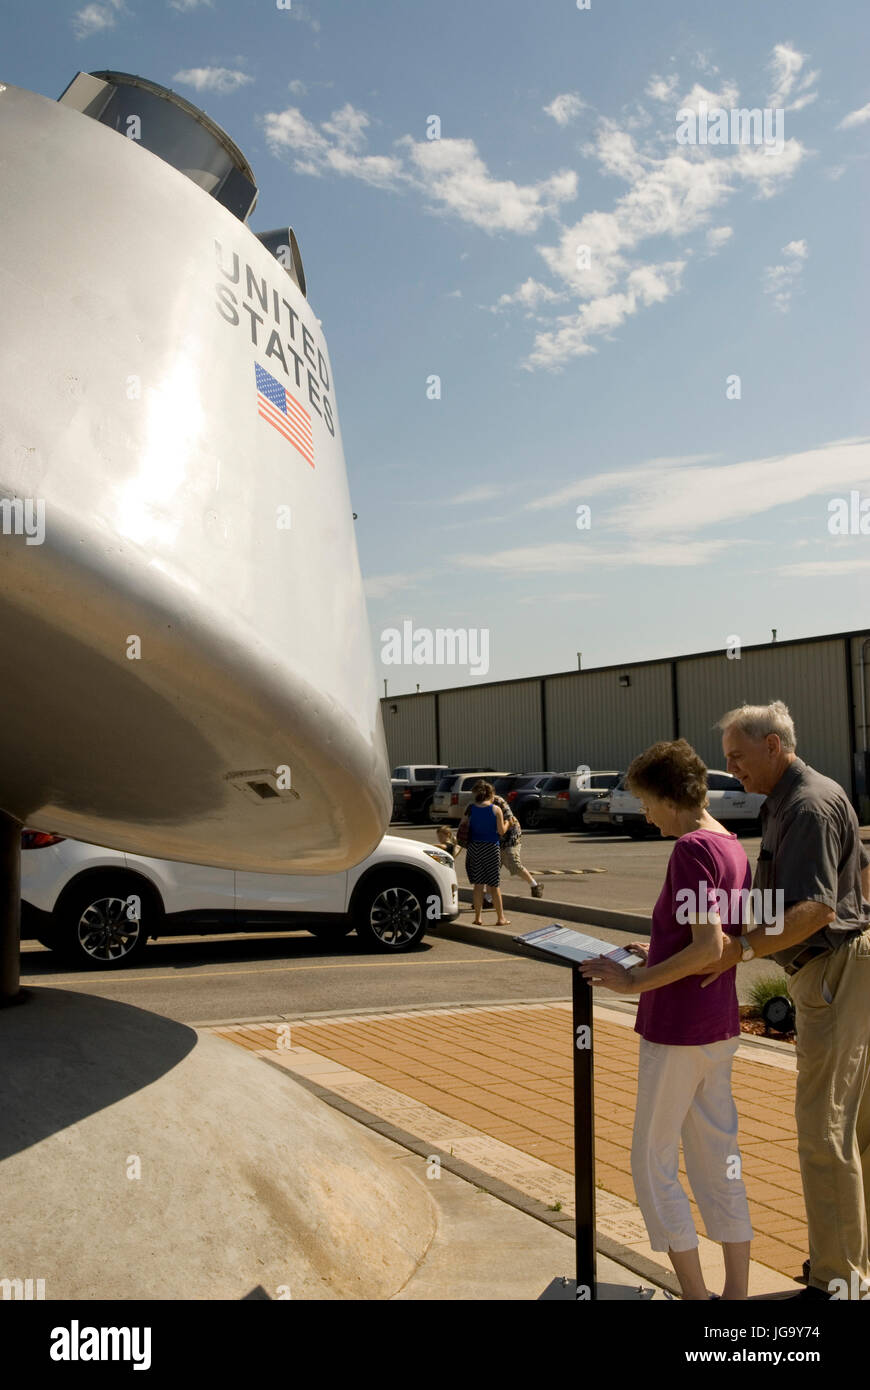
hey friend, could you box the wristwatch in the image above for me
[739,935,755,962]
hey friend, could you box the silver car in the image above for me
[434,772,513,824]
[538,770,622,828]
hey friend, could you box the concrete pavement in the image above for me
[212,991,804,1299]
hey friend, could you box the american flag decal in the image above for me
[254,363,315,468]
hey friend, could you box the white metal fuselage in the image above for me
[0,81,390,871]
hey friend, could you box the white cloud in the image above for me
[778,557,870,577]
[494,277,566,313]
[678,80,741,115]
[288,79,308,97]
[763,238,808,312]
[693,52,720,78]
[767,42,819,111]
[706,225,733,252]
[403,136,578,233]
[544,93,586,126]
[72,0,122,37]
[263,104,578,230]
[287,2,320,32]
[173,67,252,94]
[645,75,679,104]
[364,572,426,600]
[168,0,213,10]
[263,105,404,188]
[450,484,504,504]
[455,538,736,573]
[838,102,870,130]
[536,438,870,540]
[527,454,717,511]
[517,591,598,604]
[729,137,806,199]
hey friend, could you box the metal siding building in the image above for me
[546,665,673,771]
[676,640,851,788]
[380,628,870,817]
[438,680,544,771]
[381,692,438,765]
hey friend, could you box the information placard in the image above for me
[515,923,643,970]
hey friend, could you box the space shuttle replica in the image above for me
[0,71,391,872]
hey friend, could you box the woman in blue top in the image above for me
[460,781,510,926]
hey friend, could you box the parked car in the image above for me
[608,770,765,838]
[19,829,459,969]
[429,769,497,823]
[582,793,614,832]
[390,764,448,824]
[539,770,622,828]
[524,774,573,828]
[431,771,513,823]
[492,773,557,827]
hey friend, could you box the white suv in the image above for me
[20,830,458,969]
[609,771,765,838]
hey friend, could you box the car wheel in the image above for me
[525,808,543,829]
[53,876,158,969]
[353,872,429,952]
[626,824,652,839]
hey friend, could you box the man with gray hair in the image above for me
[705,700,870,1300]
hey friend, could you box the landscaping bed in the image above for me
[739,1003,795,1044]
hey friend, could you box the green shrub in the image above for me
[748,974,791,1010]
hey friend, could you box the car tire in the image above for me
[626,824,654,839]
[352,871,431,952]
[525,808,543,829]
[53,875,159,969]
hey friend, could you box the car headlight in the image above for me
[424,849,454,867]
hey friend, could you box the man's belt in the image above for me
[784,928,865,977]
[784,945,829,976]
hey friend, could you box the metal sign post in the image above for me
[572,964,596,1299]
[515,923,644,1303]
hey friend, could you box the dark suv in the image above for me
[492,773,557,827]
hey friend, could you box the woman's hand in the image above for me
[577,955,640,994]
[627,941,649,963]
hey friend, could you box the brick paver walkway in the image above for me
[216,1003,805,1280]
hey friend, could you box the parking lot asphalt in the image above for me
[390,821,764,915]
[18,920,572,1025]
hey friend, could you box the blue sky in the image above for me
[5,0,869,693]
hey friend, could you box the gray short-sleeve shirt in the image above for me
[752,758,870,968]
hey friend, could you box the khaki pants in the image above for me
[788,929,870,1292]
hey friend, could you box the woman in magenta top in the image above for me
[579,740,754,1301]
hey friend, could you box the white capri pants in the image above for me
[631,1035,753,1253]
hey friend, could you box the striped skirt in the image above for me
[466,840,501,886]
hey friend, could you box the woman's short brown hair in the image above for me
[625,739,708,809]
[473,780,494,803]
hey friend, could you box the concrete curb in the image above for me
[439,890,651,955]
[457,886,652,932]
